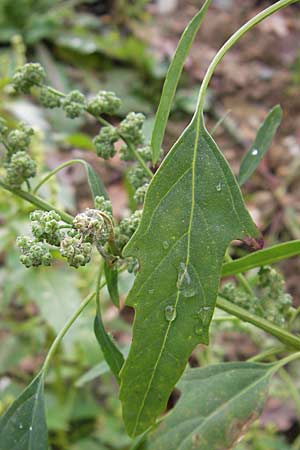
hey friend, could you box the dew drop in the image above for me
[216,182,222,192]
[251,148,258,156]
[177,262,198,298]
[29,426,33,431]
[19,424,23,429]
[163,241,169,250]
[194,325,203,336]
[165,305,176,322]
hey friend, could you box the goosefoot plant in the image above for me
[1,1,300,449]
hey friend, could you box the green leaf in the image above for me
[119,114,261,437]
[104,262,120,308]
[222,240,300,277]
[84,162,108,200]
[238,105,282,185]
[147,362,273,450]
[151,0,212,164]
[0,373,48,450]
[94,311,125,382]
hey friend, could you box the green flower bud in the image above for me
[6,123,34,155]
[119,112,145,145]
[17,236,52,268]
[60,234,92,268]
[5,151,37,188]
[134,183,149,204]
[119,144,134,162]
[39,87,62,109]
[93,126,118,159]
[128,165,150,190]
[62,90,85,119]
[73,208,110,245]
[94,195,113,216]
[116,209,142,249]
[30,210,62,246]
[12,63,46,93]
[87,91,121,116]
[137,145,152,162]
[126,257,139,274]
[0,118,8,136]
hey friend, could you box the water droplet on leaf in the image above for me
[19,424,23,429]
[165,305,176,322]
[194,325,203,336]
[29,426,33,431]
[251,148,258,156]
[216,182,222,192]
[177,262,198,297]
[163,240,169,250]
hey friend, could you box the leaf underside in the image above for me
[0,373,47,450]
[119,114,261,436]
[147,362,272,450]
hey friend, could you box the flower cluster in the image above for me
[87,91,121,116]
[115,209,142,250]
[62,90,86,119]
[16,196,115,269]
[12,63,46,93]
[93,126,118,159]
[221,266,293,327]
[9,63,153,206]
[16,236,52,268]
[0,120,37,188]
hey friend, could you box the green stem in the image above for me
[271,351,300,373]
[42,290,99,376]
[217,295,300,350]
[195,0,298,117]
[33,159,85,194]
[97,116,153,179]
[248,345,285,362]
[224,252,254,295]
[0,179,73,224]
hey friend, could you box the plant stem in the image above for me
[42,290,96,376]
[195,0,298,116]
[217,296,300,350]
[0,179,73,224]
[248,345,286,362]
[33,159,85,194]
[224,252,254,295]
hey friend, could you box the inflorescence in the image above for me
[0,62,155,271]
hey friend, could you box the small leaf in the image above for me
[119,114,261,436]
[238,105,282,186]
[147,362,273,450]
[104,262,120,308]
[222,240,300,277]
[94,311,124,382]
[0,372,48,450]
[151,0,212,164]
[84,162,108,200]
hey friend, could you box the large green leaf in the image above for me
[147,362,273,450]
[151,0,212,164]
[222,240,300,276]
[0,373,47,450]
[119,114,261,436]
[238,105,282,186]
